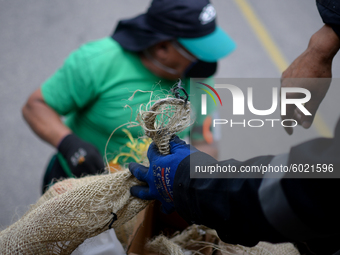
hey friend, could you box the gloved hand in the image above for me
[129,136,197,214]
[58,134,105,177]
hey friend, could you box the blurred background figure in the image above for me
[22,0,235,193]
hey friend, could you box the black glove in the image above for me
[58,134,105,177]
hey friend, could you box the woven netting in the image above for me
[0,93,191,254]
[137,97,191,154]
[0,91,300,255]
[146,225,300,255]
[0,170,150,254]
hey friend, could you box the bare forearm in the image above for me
[281,25,340,134]
[307,25,340,64]
[22,89,71,148]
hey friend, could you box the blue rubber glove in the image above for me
[129,136,197,214]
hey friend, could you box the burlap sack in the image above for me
[0,170,149,254]
[0,92,301,255]
[146,225,300,255]
[0,93,190,254]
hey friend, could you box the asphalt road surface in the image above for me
[1,0,340,229]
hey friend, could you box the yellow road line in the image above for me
[233,0,288,73]
[234,0,332,137]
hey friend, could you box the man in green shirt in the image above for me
[22,0,236,193]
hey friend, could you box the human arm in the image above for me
[281,0,340,135]
[22,88,105,176]
[22,47,105,176]
[22,88,72,147]
[281,25,340,135]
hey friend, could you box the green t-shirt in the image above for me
[41,38,215,162]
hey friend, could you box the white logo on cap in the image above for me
[199,4,216,25]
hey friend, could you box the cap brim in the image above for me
[177,26,236,62]
[112,14,174,52]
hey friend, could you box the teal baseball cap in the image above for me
[178,26,236,62]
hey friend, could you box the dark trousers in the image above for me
[42,154,68,194]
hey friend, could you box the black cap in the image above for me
[112,0,236,62]
[146,0,216,38]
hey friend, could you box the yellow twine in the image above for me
[109,129,151,167]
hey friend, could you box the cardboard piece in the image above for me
[127,201,225,255]
[127,201,189,255]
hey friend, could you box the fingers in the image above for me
[281,104,296,135]
[147,142,161,159]
[130,186,154,200]
[129,162,148,182]
[147,137,187,158]
[294,106,315,129]
[280,79,312,135]
[92,154,106,172]
[169,136,189,153]
[281,79,295,135]
[170,135,186,145]
[282,103,313,135]
[281,84,326,133]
